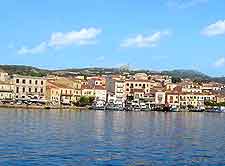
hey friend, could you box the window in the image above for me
[139,84,141,87]
[35,88,37,93]
[40,88,43,93]
[16,87,19,93]
[126,83,129,86]
[29,80,32,84]
[135,84,138,87]
[23,87,25,93]
[29,88,31,93]
[41,81,43,85]
[35,80,38,85]
[22,79,26,84]
[16,79,19,83]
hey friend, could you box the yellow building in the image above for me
[125,79,160,96]
[46,81,76,105]
[46,77,82,104]
[47,77,82,102]
[166,91,216,108]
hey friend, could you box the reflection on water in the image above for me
[0,109,225,165]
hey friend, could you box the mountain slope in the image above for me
[0,65,224,83]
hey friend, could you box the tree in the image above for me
[88,96,95,104]
[78,96,95,106]
[172,77,182,83]
[79,96,90,106]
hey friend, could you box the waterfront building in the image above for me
[125,79,159,96]
[181,82,202,93]
[166,91,216,108]
[94,85,107,101]
[0,80,14,100]
[215,94,225,103]
[81,85,107,101]
[130,89,145,99]
[50,77,82,102]
[201,82,223,92]
[46,81,76,105]
[155,92,166,105]
[87,76,106,88]
[12,75,47,100]
[46,77,82,104]
[106,78,126,103]
[0,71,10,82]
[81,85,95,97]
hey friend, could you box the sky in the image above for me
[1,0,225,76]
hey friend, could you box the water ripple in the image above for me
[0,109,225,165]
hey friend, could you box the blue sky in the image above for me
[1,0,225,76]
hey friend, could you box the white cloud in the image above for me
[17,42,48,55]
[49,28,101,47]
[17,27,101,55]
[167,0,208,9]
[214,57,225,67]
[202,20,225,37]
[120,31,170,48]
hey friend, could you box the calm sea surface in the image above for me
[0,108,225,166]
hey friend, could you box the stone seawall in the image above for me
[0,104,89,110]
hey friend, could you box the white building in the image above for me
[94,86,107,101]
[12,75,47,100]
[82,85,107,101]
[155,92,166,105]
[106,78,126,103]
[134,73,148,80]
[0,81,14,100]
[0,71,10,81]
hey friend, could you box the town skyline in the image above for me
[1,0,225,76]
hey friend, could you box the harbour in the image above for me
[0,108,224,165]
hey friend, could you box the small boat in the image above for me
[189,109,204,112]
[206,108,223,113]
[125,106,133,111]
[170,107,178,112]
